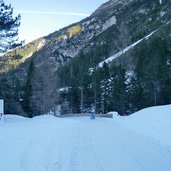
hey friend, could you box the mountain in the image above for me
[1,0,171,117]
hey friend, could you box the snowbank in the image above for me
[4,114,28,123]
[114,105,171,147]
[107,111,118,118]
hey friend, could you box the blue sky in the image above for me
[5,0,108,43]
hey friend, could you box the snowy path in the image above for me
[0,116,171,171]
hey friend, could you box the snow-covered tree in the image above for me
[0,0,22,53]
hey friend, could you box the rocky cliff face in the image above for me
[1,0,171,116]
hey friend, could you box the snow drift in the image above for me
[114,104,171,147]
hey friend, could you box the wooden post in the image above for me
[0,99,4,123]
[80,87,84,113]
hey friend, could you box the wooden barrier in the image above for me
[58,113,113,118]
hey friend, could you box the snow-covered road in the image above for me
[0,115,171,171]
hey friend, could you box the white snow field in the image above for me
[0,105,171,171]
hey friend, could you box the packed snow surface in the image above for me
[0,105,171,171]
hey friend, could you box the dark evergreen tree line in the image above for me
[132,35,171,109]
[58,34,171,115]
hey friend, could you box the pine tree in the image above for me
[23,60,34,117]
[0,0,22,53]
[133,35,171,110]
[110,65,127,115]
[99,62,110,113]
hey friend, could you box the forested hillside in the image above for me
[58,30,171,114]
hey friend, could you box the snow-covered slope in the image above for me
[98,30,156,67]
[0,105,171,171]
[114,104,171,147]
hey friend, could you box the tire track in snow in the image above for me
[71,118,108,171]
[85,131,106,171]
[0,134,36,152]
[67,135,80,171]
[20,123,73,171]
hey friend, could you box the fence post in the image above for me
[0,99,4,123]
